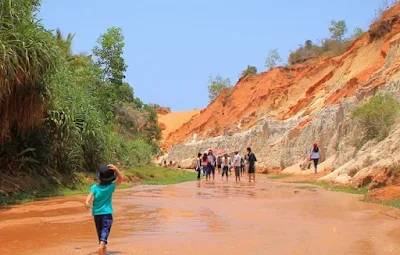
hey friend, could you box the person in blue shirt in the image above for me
[85,164,123,255]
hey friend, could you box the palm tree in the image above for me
[56,28,92,71]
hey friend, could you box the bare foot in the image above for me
[98,241,106,255]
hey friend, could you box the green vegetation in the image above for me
[363,199,400,209]
[288,20,365,65]
[288,181,368,194]
[267,174,294,179]
[1,166,196,206]
[265,49,282,70]
[329,20,348,41]
[0,0,161,197]
[239,65,258,79]
[93,27,127,87]
[125,166,197,185]
[288,1,400,64]
[329,186,368,195]
[288,181,329,186]
[295,186,317,191]
[352,94,400,146]
[289,39,351,65]
[207,74,232,102]
[350,27,365,40]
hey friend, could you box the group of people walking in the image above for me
[195,147,257,182]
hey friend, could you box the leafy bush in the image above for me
[108,134,153,167]
[289,38,352,65]
[239,65,257,79]
[353,94,400,143]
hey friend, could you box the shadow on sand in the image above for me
[87,251,124,255]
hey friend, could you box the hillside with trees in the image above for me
[0,0,161,198]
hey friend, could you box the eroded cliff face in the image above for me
[161,4,400,189]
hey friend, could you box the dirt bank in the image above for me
[365,185,400,201]
[1,175,399,254]
[158,109,200,143]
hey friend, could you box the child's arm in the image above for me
[108,164,123,187]
[85,193,94,210]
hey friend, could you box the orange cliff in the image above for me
[163,4,400,149]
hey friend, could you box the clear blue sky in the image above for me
[40,0,382,111]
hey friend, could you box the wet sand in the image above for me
[1,175,399,255]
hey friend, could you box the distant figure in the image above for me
[217,156,222,174]
[240,157,245,176]
[207,149,217,181]
[163,160,167,168]
[202,153,209,178]
[169,160,173,167]
[85,164,123,255]
[196,153,202,180]
[310,142,320,174]
[221,153,231,180]
[244,152,250,174]
[233,151,242,182]
[247,147,257,182]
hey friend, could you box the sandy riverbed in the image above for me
[0,175,399,255]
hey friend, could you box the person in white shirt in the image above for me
[233,151,241,182]
[221,154,231,180]
[309,142,320,174]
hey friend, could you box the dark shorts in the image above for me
[234,166,241,176]
[217,165,222,169]
[222,166,229,176]
[248,165,255,174]
[208,165,215,174]
[94,214,113,244]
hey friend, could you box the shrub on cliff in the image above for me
[288,20,354,65]
[239,65,257,80]
[288,38,352,65]
[353,94,400,143]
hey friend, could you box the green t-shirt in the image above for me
[90,183,116,216]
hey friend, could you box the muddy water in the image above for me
[1,175,399,255]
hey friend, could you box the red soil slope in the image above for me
[164,4,400,149]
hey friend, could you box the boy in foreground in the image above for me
[85,164,123,255]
